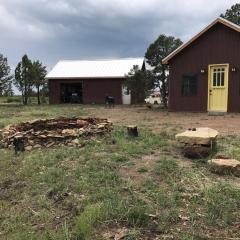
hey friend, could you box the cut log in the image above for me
[127,125,138,137]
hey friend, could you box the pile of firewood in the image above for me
[0,117,113,151]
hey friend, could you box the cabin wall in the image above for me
[48,78,124,104]
[169,23,240,112]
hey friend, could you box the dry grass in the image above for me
[0,104,240,240]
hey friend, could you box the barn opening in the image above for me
[60,83,83,103]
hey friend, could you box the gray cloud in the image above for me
[0,0,237,70]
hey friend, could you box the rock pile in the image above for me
[176,127,219,158]
[0,117,113,151]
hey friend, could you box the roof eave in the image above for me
[162,17,240,65]
[46,76,127,80]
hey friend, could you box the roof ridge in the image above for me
[163,17,240,64]
[58,57,144,63]
[218,16,240,29]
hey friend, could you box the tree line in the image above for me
[0,3,239,107]
[0,54,47,105]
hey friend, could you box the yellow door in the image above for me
[208,64,229,112]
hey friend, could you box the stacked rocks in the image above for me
[176,127,219,158]
[0,117,113,151]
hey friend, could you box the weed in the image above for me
[75,202,107,239]
[137,167,148,173]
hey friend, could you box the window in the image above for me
[213,68,225,87]
[182,75,198,96]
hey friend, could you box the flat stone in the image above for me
[25,146,32,151]
[208,159,240,177]
[176,128,219,145]
[76,120,88,126]
[33,144,42,149]
[62,129,78,136]
[97,124,105,129]
[46,142,55,148]
[71,139,79,145]
[39,135,47,138]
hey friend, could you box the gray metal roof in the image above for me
[46,58,144,79]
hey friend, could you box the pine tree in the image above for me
[32,60,47,105]
[125,65,155,103]
[145,35,182,108]
[0,54,13,96]
[221,3,240,25]
[14,55,34,105]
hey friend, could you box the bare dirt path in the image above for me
[85,105,240,136]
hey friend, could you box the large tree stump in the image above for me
[127,125,138,137]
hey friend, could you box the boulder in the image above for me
[208,159,240,177]
[176,128,219,145]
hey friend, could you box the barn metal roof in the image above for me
[162,17,240,64]
[46,58,144,79]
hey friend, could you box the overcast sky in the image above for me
[0,0,237,71]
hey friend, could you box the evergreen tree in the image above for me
[14,55,34,105]
[125,65,155,103]
[32,60,47,105]
[3,82,14,96]
[221,3,240,25]
[0,54,13,96]
[145,35,182,108]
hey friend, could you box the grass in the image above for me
[0,105,239,239]
[205,182,240,225]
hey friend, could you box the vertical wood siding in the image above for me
[48,78,124,104]
[169,23,240,112]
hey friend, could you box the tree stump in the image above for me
[127,125,138,137]
[13,137,25,154]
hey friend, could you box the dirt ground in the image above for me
[86,105,240,136]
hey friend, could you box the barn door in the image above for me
[208,64,229,112]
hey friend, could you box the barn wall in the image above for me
[169,23,240,112]
[48,78,124,104]
[82,79,123,104]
